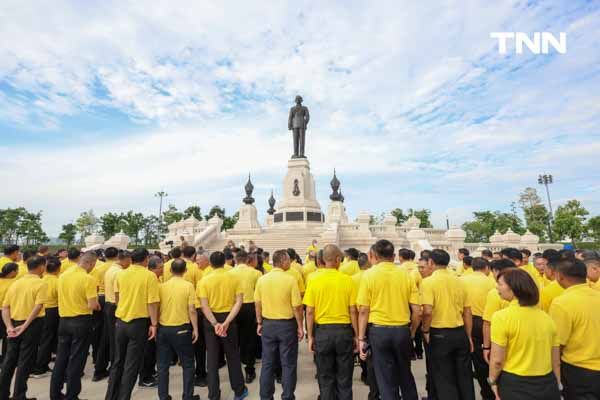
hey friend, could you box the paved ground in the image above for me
[25,345,481,399]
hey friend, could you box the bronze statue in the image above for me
[288,95,310,158]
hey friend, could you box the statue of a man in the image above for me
[288,95,310,158]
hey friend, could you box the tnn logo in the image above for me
[490,32,567,54]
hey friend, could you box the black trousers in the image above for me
[365,352,380,400]
[0,317,6,361]
[139,337,156,383]
[105,318,149,400]
[0,318,43,400]
[314,324,354,400]
[369,325,418,400]
[93,295,110,373]
[157,324,195,400]
[203,313,245,400]
[498,371,560,400]
[561,361,600,400]
[194,308,207,378]
[429,327,475,400]
[423,340,438,400]
[413,323,424,358]
[104,301,117,364]
[50,315,93,400]
[260,319,298,400]
[237,302,257,374]
[471,316,494,400]
[35,306,59,372]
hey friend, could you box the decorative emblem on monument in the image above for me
[329,169,343,201]
[288,95,310,158]
[292,179,301,196]
[243,174,255,204]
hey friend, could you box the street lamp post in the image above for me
[538,174,554,242]
[155,191,168,240]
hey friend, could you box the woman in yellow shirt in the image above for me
[489,268,561,400]
[0,262,18,362]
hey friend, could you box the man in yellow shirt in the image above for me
[339,248,360,276]
[502,247,541,287]
[262,251,273,273]
[305,239,318,262]
[197,251,247,400]
[304,244,358,400]
[455,248,470,275]
[0,245,20,271]
[583,250,600,290]
[254,249,304,400]
[105,248,160,400]
[357,239,421,400]
[540,250,564,312]
[0,255,47,400]
[552,256,600,399]
[460,257,495,400]
[398,248,418,272]
[157,258,200,400]
[60,248,80,275]
[32,256,61,377]
[421,249,475,400]
[229,249,262,383]
[50,251,100,400]
[301,251,317,282]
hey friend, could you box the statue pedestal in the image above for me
[233,204,261,232]
[273,158,323,225]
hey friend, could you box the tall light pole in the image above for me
[538,174,554,242]
[155,190,168,223]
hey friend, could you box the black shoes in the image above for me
[194,375,208,387]
[245,371,256,384]
[92,370,110,382]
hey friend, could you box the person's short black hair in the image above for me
[419,255,430,263]
[224,251,235,261]
[472,257,489,271]
[582,250,600,263]
[533,252,543,258]
[373,240,395,259]
[46,256,61,273]
[262,251,270,258]
[37,245,49,254]
[22,250,35,261]
[501,247,523,262]
[556,258,587,281]
[358,253,369,268]
[498,268,539,306]
[118,250,131,260]
[287,248,297,259]
[131,248,149,264]
[0,262,18,278]
[463,256,473,267]
[490,258,516,272]
[398,248,412,260]
[458,248,469,256]
[170,247,182,259]
[542,249,560,266]
[171,258,187,274]
[210,251,226,268]
[95,249,104,258]
[3,244,19,256]
[148,256,163,270]
[345,248,359,260]
[430,249,450,266]
[316,249,325,266]
[55,248,66,256]
[27,255,46,271]
[272,249,288,267]
[520,248,531,257]
[104,247,118,258]
[558,249,575,261]
[420,249,432,258]
[481,249,493,258]
[68,247,81,260]
[182,246,196,259]
[235,249,249,263]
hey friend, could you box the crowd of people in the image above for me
[0,239,599,400]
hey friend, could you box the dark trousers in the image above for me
[35,306,59,372]
[498,371,560,400]
[424,341,438,400]
[0,318,43,400]
[366,353,380,400]
[237,302,257,374]
[203,313,245,400]
[429,327,475,400]
[139,338,156,383]
[562,361,600,400]
[260,319,298,400]
[471,316,494,400]
[194,308,207,378]
[50,315,93,400]
[104,301,117,364]
[0,317,6,361]
[413,323,424,358]
[93,295,110,373]
[369,325,418,400]
[157,324,195,400]
[105,318,149,400]
[314,324,354,400]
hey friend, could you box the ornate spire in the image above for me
[329,169,342,201]
[267,190,276,215]
[243,173,255,205]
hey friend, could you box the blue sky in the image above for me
[1,0,599,236]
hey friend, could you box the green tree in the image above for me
[183,206,202,220]
[462,211,525,243]
[518,187,549,242]
[391,208,408,225]
[59,223,77,246]
[205,205,226,221]
[121,211,146,245]
[223,211,239,231]
[587,216,600,243]
[411,209,433,228]
[162,205,183,226]
[17,211,48,246]
[553,200,589,246]
[142,215,161,247]
[0,207,27,243]
[75,210,98,243]
[100,212,124,239]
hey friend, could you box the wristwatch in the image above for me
[487,377,497,386]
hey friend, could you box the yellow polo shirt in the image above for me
[491,301,559,376]
[410,269,422,291]
[90,260,111,295]
[163,258,200,286]
[483,288,510,322]
[43,274,59,308]
[339,260,360,276]
[303,269,356,324]
[400,261,418,272]
[421,268,470,328]
[0,278,16,309]
[540,280,564,312]
[263,262,273,273]
[202,264,232,277]
[461,267,473,276]
[58,266,98,317]
[351,270,364,303]
[159,276,196,326]
[103,264,122,304]
[60,259,77,274]
[197,268,242,313]
[255,267,302,320]
[460,271,495,317]
[228,264,262,303]
[2,274,47,319]
[306,268,325,286]
[16,261,28,279]
[286,266,305,293]
[115,265,160,322]
[522,263,543,288]
[301,261,317,282]
[0,256,13,269]
[549,284,600,370]
[357,261,420,326]
[290,260,303,275]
